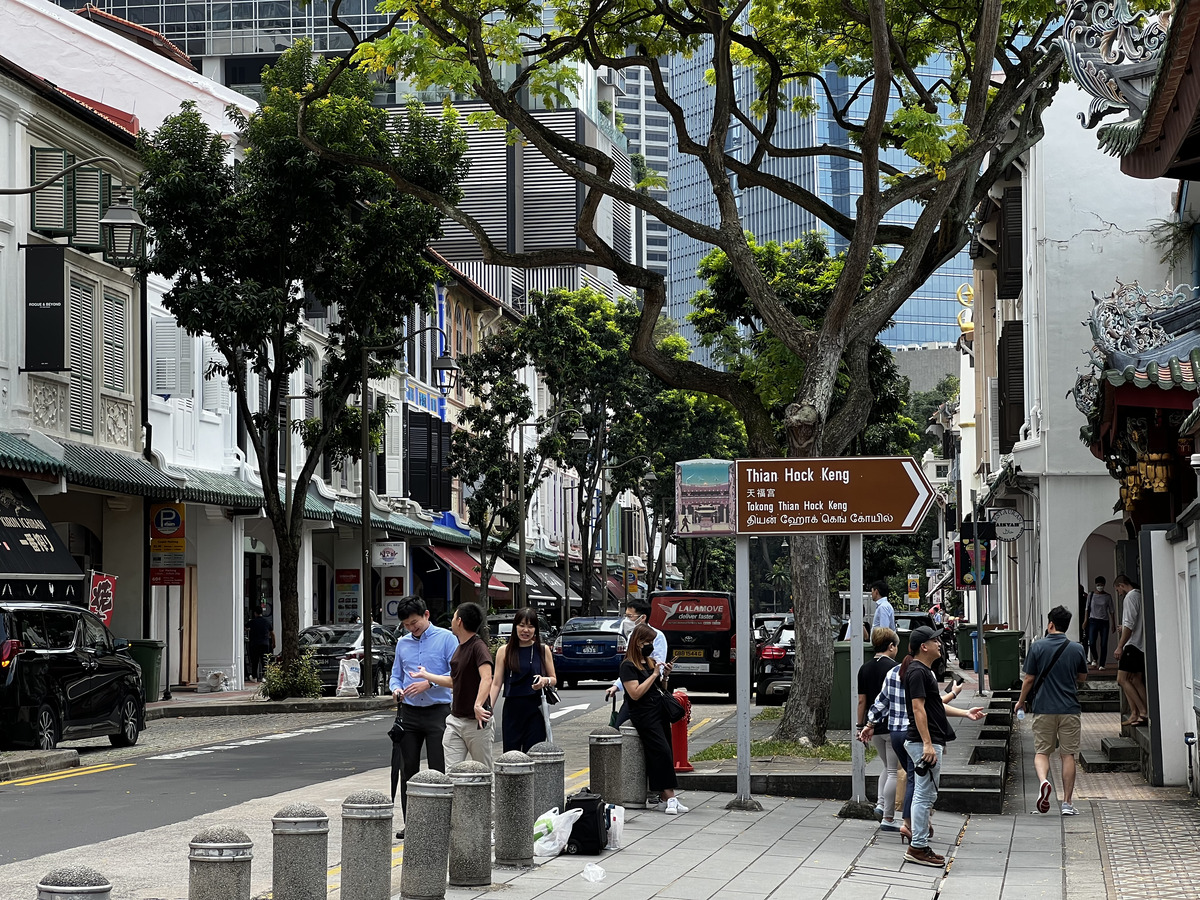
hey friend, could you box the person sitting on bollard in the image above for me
[489,607,558,752]
[620,623,687,815]
[604,599,667,727]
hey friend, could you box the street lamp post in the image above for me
[516,410,586,608]
[359,326,459,695]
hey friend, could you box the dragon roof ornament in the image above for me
[1058,0,1173,155]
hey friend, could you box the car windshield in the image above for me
[561,618,619,633]
[771,627,796,646]
[299,627,359,646]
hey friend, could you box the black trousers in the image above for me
[397,702,450,817]
[631,703,677,792]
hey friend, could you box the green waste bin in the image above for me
[981,630,1024,692]
[955,626,975,669]
[127,639,164,704]
[831,641,875,730]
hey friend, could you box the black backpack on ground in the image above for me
[563,788,608,854]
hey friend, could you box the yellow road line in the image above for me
[3,763,135,786]
[566,766,589,780]
[688,716,712,736]
[0,761,119,786]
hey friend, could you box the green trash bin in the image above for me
[831,641,875,730]
[955,626,975,669]
[127,639,164,704]
[981,630,1024,692]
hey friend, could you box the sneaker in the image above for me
[879,821,901,832]
[664,797,687,815]
[904,846,946,867]
[874,805,885,822]
[1037,780,1053,814]
[1061,802,1079,816]
[1097,665,1105,671]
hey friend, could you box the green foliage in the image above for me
[260,651,323,700]
[691,738,872,763]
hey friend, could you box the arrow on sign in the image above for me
[901,459,934,528]
[548,703,591,720]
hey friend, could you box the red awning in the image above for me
[430,546,509,594]
[607,576,625,600]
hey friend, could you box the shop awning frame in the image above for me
[429,545,509,594]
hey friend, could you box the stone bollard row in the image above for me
[619,724,647,808]
[494,750,535,867]
[400,770,454,900]
[448,761,492,888]
[341,790,393,900]
[37,867,111,899]
[272,803,328,900]
[189,825,253,900]
[588,726,623,805]
[528,740,565,817]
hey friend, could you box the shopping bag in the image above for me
[605,804,625,850]
[336,658,361,697]
[533,807,583,856]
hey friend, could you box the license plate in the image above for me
[672,649,705,658]
[672,662,709,673]
[581,645,602,654]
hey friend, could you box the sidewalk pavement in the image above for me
[145,686,395,718]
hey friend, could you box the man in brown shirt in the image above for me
[411,601,495,769]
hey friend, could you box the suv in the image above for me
[0,602,145,750]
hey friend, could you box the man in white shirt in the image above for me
[1114,575,1148,727]
[605,598,667,727]
[871,580,896,631]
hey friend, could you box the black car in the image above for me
[754,622,796,705]
[487,612,558,646]
[297,624,397,695]
[551,617,625,687]
[0,602,145,750]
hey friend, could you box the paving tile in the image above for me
[824,881,889,900]
[651,876,730,900]
[883,884,939,900]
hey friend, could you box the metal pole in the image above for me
[562,480,570,628]
[971,492,985,696]
[601,465,609,615]
[727,534,760,809]
[360,346,374,694]
[162,584,172,701]
[518,425,526,609]
[849,533,866,804]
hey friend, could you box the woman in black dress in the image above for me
[620,623,687,815]
[489,607,557,752]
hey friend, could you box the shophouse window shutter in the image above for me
[69,279,95,434]
[427,416,443,510]
[151,317,180,395]
[407,409,431,507]
[303,360,316,419]
[30,148,74,235]
[385,412,402,497]
[72,167,105,251]
[997,320,1025,453]
[438,420,453,511]
[997,186,1023,300]
[201,338,231,412]
[101,291,127,392]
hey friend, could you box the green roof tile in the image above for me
[0,432,64,477]
[430,523,471,546]
[169,466,263,508]
[62,443,180,498]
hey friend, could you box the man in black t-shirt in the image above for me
[902,626,984,869]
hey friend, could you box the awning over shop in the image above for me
[276,483,336,520]
[430,523,471,546]
[429,545,509,594]
[0,476,85,602]
[389,512,432,538]
[469,550,519,584]
[62,443,180,499]
[168,466,262,509]
[333,501,393,531]
[0,432,64,480]
[529,564,569,598]
[521,566,558,603]
[925,569,954,600]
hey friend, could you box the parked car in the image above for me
[487,611,557,645]
[297,624,397,695]
[753,612,788,644]
[649,591,739,697]
[551,617,625,687]
[754,622,796,705]
[0,601,145,750]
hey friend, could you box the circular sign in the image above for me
[153,506,182,536]
[990,508,1024,542]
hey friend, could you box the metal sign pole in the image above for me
[849,534,866,803]
[727,533,762,810]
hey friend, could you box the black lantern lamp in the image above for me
[99,188,146,268]
[432,352,460,397]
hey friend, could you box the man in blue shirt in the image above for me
[389,595,458,835]
[871,580,897,631]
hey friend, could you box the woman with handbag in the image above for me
[620,623,688,815]
[489,607,558,752]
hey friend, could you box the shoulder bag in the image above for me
[660,682,687,724]
[1026,639,1070,714]
[532,645,560,705]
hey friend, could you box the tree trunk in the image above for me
[274,523,303,671]
[773,534,833,742]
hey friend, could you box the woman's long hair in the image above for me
[897,653,915,685]
[504,607,541,674]
[625,623,658,670]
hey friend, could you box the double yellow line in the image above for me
[0,761,135,787]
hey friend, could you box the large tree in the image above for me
[138,45,466,685]
[296,0,1065,738]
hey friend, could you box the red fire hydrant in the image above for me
[671,688,694,772]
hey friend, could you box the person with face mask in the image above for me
[620,622,687,814]
[605,599,667,727]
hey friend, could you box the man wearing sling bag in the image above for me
[1015,606,1089,815]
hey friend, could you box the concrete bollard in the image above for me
[493,750,535,867]
[272,803,329,900]
[400,770,454,900]
[619,724,647,808]
[341,790,394,900]
[528,740,565,817]
[188,826,253,900]
[36,867,111,899]
[588,726,623,805]
[447,761,492,888]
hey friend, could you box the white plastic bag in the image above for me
[582,863,606,883]
[533,807,583,857]
[605,805,625,850]
[336,658,361,697]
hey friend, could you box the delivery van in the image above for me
[648,590,737,697]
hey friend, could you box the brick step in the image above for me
[1101,736,1139,762]
[1079,749,1140,773]
[1079,698,1122,713]
[1080,681,1120,695]
[934,785,1003,814]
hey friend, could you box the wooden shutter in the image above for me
[407,409,431,507]
[997,186,1023,299]
[385,412,403,497]
[151,318,193,397]
[30,148,74,235]
[101,291,126,392]
[439,420,453,511]
[72,167,105,250]
[201,338,231,412]
[303,360,316,418]
[997,321,1025,453]
[69,279,95,434]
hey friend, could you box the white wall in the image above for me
[193,508,245,688]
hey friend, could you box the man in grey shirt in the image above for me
[1085,576,1115,669]
[1114,575,1148,727]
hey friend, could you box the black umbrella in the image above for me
[388,708,404,801]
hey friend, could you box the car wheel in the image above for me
[109,695,141,747]
[35,704,59,751]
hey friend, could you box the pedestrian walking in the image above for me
[1084,577,1116,668]
[902,626,984,868]
[1014,605,1089,815]
[856,627,901,831]
[246,605,274,682]
[1114,575,1149,727]
[871,581,896,631]
[388,595,459,839]
[412,602,495,769]
[604,599,667,727]
[620,623,687,815]
[489,607,557,752]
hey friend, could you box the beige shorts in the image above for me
[1032,713,1081,756]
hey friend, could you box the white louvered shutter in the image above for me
[176,326,194,399]
[101,291,126,392]
[151,318,180,395]
[201,338,231,412]
[69,279,95,434]
[385,412,403,496]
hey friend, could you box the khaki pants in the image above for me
[443,713,495,770]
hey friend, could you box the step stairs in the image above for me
[1080,736,1140,773]
[1079,681,1121,713]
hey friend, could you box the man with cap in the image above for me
[903,625,985,868]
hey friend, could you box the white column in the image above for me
[195,510,244,689]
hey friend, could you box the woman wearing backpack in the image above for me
[620,623,688,815]
[489,607,557,752]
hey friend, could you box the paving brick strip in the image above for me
[145,694,395,720]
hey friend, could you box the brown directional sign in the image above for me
[735,457,935,535]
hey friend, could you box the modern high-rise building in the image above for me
[615,64,672,284]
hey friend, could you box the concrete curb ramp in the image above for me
[0,749,79,781]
